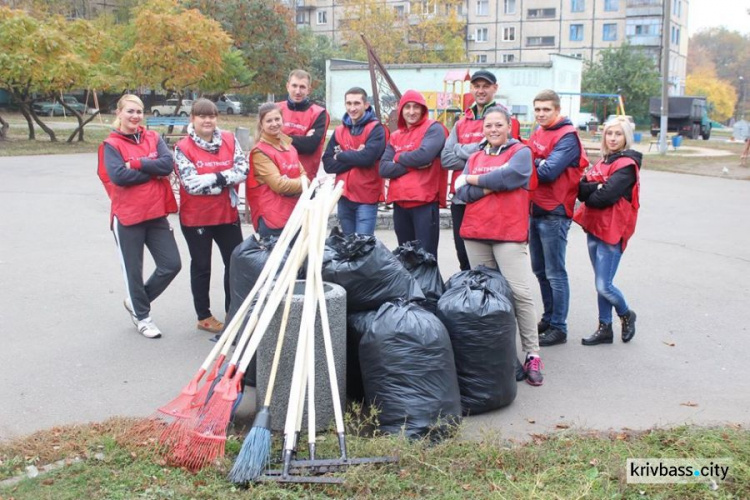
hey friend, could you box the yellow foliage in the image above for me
[686,70,737,122]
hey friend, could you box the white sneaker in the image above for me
[137,317,162,339]
[123,298,138,326]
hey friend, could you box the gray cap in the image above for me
[470,70,497,84]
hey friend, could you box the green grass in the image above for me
[0,418,747,499]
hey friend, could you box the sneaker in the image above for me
[620,310,637,343]
[137,317,162,339]
[539,327,567,346]
[581,322,613,346]
[197,315,224,333]
[515,357,527,381]
[524,355,544,386]
[123,298,138,326]
[537,319,550,334]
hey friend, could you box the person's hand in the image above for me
[184,173,216,191]
[454,174,468,191]
[124,161,131,169]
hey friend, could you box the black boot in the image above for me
[581,322,613,346]
[620,310,637,342]
[515,357,527,381]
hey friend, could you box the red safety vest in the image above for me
[528,123,589,217]
[387,120,447,208]
[450,115,485,194]
[175,131,238,227]
[97,128,177,227]
[460,143,534,242]
[247,141,302,230]
[278,101,329,181]
[573,156,640,251]
[333,121,384,204]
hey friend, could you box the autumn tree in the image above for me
[582,43,660,124]
[340,0,407,63]
[405,0,466,63]
[686,70,737,122]
[119,0,237,111]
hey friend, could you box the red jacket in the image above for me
[333,121,384,204]
[460,143,533,242]
[175,131,238,227]
[386,90,448,208]
[97,128,177,227]
[278,101,329,181]
[528,123,588,217]
[574,156,640,251]
[247,141,302,230]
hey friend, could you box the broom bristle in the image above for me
[168,372,242,471]
[228,407,272,484]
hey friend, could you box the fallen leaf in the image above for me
[462,484,472,491]
[42,479,54,486]
[662,341,676,347]
[616,433,628,441]
[590,459,599,466]
[527,418,536,424]
[681,402,699,407]
[555,423,570,429]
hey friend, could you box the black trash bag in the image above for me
[346,310,378,403]
[392,241,445,314]
[322,233,424,312]
[227,234,283,388]
[445,265,513,299]
[359,300,462,439]
[437,271,517,415]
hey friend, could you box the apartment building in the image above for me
[291,0,688,94]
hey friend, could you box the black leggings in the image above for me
[392,201,440,258]
[181,219,243,320]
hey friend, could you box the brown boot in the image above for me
[197,315,224,333]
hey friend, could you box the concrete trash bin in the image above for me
[255,280,346,432]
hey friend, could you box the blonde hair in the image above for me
[288,69,312,85]
[255,102,281,142]
[600,117,634,155]
[112,94,144,130]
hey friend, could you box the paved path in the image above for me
[1,154,749,442]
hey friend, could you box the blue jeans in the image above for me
[587,234,629,323]
[529,215,572,332]
[337,197,378,235]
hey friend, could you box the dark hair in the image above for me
[533,89,561,109]
[345,87,368,101]
[256,102,281,141]
[483,105,512,124]
[191,98,218,116]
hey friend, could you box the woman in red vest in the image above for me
[574,117,640,345]
[247,102,307,237]
[98,94,181,339]
[379,90,447,258]
[174,98,248,334]
[453,106,544,386]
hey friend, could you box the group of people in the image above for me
[98,68,642,390]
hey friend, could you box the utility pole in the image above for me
[659,0,671,155]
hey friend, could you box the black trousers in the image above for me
[181,219,243,320]
[450,202,471,271]
[392,201,440,259]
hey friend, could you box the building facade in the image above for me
[291,0,688,94]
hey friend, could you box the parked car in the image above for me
[151,99,193,117]
[605,114,636,130]
[32,96,88,116]
[572,112,599,130]
[215,94,242,115]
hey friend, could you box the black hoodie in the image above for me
[578,149,642,208]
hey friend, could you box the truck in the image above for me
[649,96,711,140]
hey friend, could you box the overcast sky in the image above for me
[688,0,750,35]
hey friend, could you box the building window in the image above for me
[569,24,583,41]
[671,25,680,44]
[503,0,516,14]
[317,10,327,24]
[475,28,489,42]
[502,26,516,41]
[570,53,583,58]
[475,54,488,63]
[527,8,556,18]
[394,4,406,16]
[571,0,584,12]
[476,0,489,16]
[672,0,681,17]
[604,0,618,11]
[602,23,617,41]
[502,54,515,63]
[526,36,555,46]
[295,11,305,24]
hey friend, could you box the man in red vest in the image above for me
[322,87,387,235]
[527,89,588,347]
[441,70,500,271]
[277,69,330,181]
